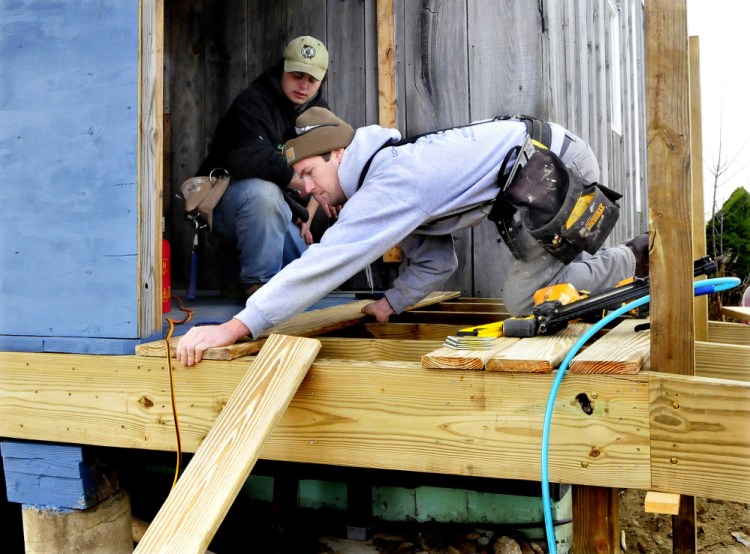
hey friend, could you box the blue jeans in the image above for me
[212,178,307,287]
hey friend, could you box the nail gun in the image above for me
[502,256,717,338]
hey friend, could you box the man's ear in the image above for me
[331,148,345,163]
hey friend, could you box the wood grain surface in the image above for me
[486,324,591,373]
[570,319,650,374]
[135,291,460,359]
[133,334,321,553]
[421,337,519,370]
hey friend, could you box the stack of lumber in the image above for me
[423,319,651,374]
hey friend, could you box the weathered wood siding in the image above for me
[167,0,647,297]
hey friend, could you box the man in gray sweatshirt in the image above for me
[176,107,645,366]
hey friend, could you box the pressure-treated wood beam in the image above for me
[708,321,750,346]
[689,36,708,341]
[138,0,164,336]
[645,0,693,372]
[2,351,749,503]
[645,0,695,548]
[134,334,321,554]
[695,341,750,382]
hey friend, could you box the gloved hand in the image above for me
[626,232,649,278]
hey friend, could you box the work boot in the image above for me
[244,283,264,297]
[626,233,649,278]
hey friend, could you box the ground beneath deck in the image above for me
[307,494,750,553]
[619,490,749,553]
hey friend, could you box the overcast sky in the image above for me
[687,0,750,220]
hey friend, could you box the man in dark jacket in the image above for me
[197,36,330,297]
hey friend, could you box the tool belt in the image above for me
[179,167,231,231]
[488,127,622,264]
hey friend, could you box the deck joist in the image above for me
[1,296,749,505]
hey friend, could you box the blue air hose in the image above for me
[540,276,741,554]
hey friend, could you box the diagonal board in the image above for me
[136,291,460,360]
[421,337,519,369]
[569,319,650,374]
[133,334,321,554]
[485,323,591,373]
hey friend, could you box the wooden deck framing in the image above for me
[1,296,748,507]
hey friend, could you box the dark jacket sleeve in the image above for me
[200,81,330,188]
[220,93,295,187]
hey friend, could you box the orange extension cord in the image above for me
[163,295,194,489]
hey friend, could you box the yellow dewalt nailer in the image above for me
[501,256,717,338]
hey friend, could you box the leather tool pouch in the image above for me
[492,139,622,264]
[179,168,231,231]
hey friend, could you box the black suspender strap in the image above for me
[357,115,557,191]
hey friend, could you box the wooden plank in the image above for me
[486,324,592,373]
[708,321,750,346]
[0,351,652,490]
[645,491,681,515]
[467,0,544,118]
[140,0,163,334]
[645,0,694,376]
[421,337,520,370]
[572,485,620,554]
[392,311,503,326]
[376,0,396,128]
[721,306,750,323]
[689,36,709,341]
[318,337,442,362]
[650,372,750,504]
[569,319,650,375]
[542,0,567,124]
[343,322,460,341]
[467,0,543,299]
[695,341,750,382]
[168,0,206,291]
[417,302,507,314]
[133,334,321,553]
[246,0,286,81]
[645,2,696,546]
[135,291,460,359]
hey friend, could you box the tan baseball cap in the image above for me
[283,36,328,81]
[283,107,354,165]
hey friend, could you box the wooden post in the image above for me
[644,1,696,552]
[376,0,401,263]
[376,0,397,128]
[689,36,708,341]
[140,0,165,329]
[572,486,620,554]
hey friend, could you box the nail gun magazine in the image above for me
[501,256,717,338]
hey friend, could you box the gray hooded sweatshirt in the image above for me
[234,119,635,337]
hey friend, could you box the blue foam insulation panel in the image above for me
[0,2,140,347]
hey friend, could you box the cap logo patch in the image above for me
[300,45,316,59]
[285,147,296,163]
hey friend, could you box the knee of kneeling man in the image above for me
[238,179,285,207]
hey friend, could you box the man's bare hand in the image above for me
[176,318,250,367]
[361,297,395,323]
